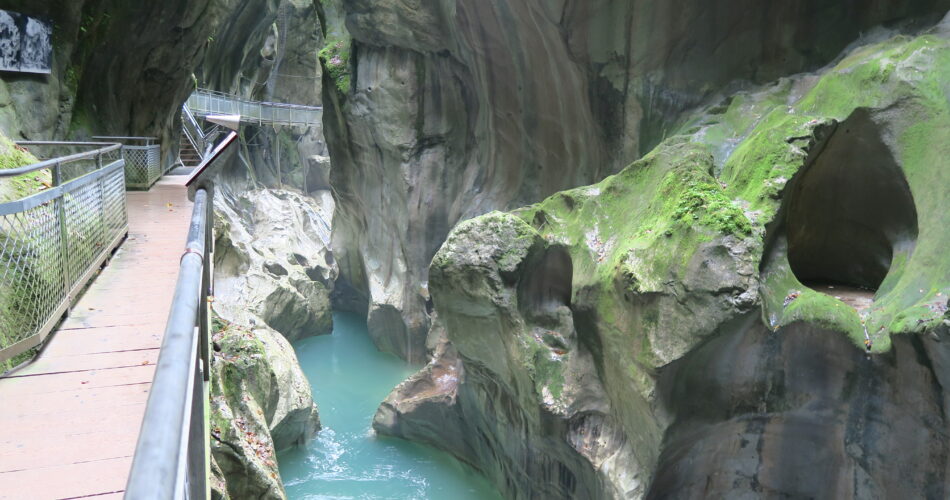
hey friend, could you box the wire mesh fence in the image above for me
[123,145,162,189]
[0,142,128,369]
[92,137,162,189]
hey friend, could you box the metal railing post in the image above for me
[53,161,70,305]
[96,152,107,246]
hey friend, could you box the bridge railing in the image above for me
[0,142,128,368]
[126,131,238,499]
[181,105,208,160]
[186,88,323,126]
[93,136,163,190]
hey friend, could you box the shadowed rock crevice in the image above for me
[518,246,573,324]
[785,109,919,291]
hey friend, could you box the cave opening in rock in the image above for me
[518,246,574,322]
[785,109,918,300]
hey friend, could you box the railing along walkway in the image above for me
[186,88,322,126]
[92,137,163,190]
[0,177,194,499]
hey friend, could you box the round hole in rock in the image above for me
[786,109,918,292]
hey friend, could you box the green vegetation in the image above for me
[0,134,45,203]
[530,344,566,401]
[669,174,751,236]
[319,36,352,94]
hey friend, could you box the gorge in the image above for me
[0,0,948,499]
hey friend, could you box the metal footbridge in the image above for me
[186,88,322,127]
[0,133,237,499]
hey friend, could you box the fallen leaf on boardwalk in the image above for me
[141,361,150,365]
[81,381,89,384]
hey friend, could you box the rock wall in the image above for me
[319,0,950,361]
[375,24,950,499]
[214,183,337,342]
[0,0,243,165]
[211,181,337,498]
[209,316,321,500]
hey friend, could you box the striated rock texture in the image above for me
[209,316,321,500]
[318,0,950,361]
[214,183,337,341]
[375,25,950,499]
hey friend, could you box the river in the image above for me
[278,312,502,499]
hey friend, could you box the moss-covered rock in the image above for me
[0,133,46,203]
[377,27,950,499]
[209,315,320,500]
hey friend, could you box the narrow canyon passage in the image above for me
[277,312,502,499]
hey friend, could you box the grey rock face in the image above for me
[374,213,647,499]
[320,0,949,360]
[214,185,337,342]
[649,317,949,499]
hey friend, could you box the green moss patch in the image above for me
[0,134,47,203]
[319,35,352,94]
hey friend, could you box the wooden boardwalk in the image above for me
[0,178,192,499]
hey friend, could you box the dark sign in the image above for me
[0,10,52,74]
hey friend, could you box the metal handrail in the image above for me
[92,136,158,146]
[125,131,238,499]
[0,142,121,177]
[0,142,128,366]
[181,105,206,161]
[125,187,212,499]
[192,87,323,111]
[88,138,162,190]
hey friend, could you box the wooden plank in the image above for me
[0,425,141,472]
[0,399,146,428]
[0,364,156,396]
[0,456,130,500]
[10,349,159,376]
[42,327,162,357]
[0,383,150,419]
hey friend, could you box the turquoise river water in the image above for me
[278,312,503,500]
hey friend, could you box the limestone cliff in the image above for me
[214,184,336,341]
[210,182,336,498]
[317,0,950,361]
[375,24,950,499]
